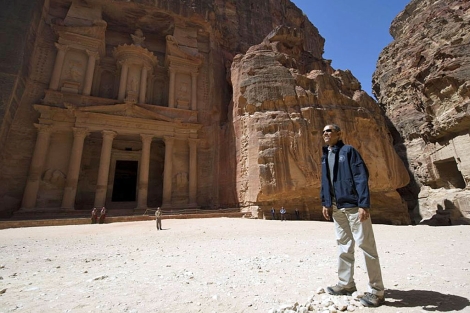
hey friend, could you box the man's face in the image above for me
[322,125,341,146]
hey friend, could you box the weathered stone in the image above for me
[0,0,410,224]
[373,0,470,224]
[231,26,410,224]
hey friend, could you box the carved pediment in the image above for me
[165,35,203,67]
[66,103,174,122]
[51,0,107,56]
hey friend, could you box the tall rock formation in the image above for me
[0,0,410,224]
[373,0,470,225]
[0,0,319,217]
[231,26,410,224]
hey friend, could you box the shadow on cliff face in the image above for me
[381,111,422,224]
[420,201,470,226]
[385,289,470,311]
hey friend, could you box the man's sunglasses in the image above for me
[322,129,335,133]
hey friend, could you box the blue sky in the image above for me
[291,1,410,98]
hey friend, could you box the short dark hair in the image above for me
[325,124,341,132]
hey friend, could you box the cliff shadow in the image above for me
[382,112,422,224]
[385,289,470,311]
[419,201,470,226]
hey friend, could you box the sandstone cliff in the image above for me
[0,0,328,216]
[231,26,410,224]
[373,0,470,224]
[0,0,411,224]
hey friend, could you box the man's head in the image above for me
[322,124,341,147]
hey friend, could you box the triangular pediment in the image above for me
[69,103,174,122]
[165,35,203,66]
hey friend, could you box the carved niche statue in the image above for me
[131,29,146,47]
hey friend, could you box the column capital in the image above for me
[85,49,100,60]
[102,130,117,139]
[72,127,90,138]
[142,65,152,72]
[188,138,199,146]
[163,136,175,144]
[54,42,69,52]
[140,133,154,143]
[119,60,129,68]
[34,123,54,134]
[190,71,199,77]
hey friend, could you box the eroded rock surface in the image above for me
[231,26,410,224]
[0,0,411,224]
[0,0,323,217]
[373,0,470,224]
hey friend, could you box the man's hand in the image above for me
[358,208,370,222]
[322,206,331,221]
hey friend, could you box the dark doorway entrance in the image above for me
[112,160,138,202]
[434,158,466,189]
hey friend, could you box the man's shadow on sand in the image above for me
[385,289,469,311]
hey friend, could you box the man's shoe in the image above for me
[326,284,357,296]
[360,292,385,307]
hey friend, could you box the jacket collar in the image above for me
[322,140,344,154]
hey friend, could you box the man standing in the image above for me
[280,207,286,221]
[155,207,162,230]
[320,124,385,307]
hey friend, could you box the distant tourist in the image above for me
[155,207,162,230]
[295,208,300,220]
[280,207,286,221]
[99,207,106,224]
[320,123,384,307]
[91,208,98,224]
[271,207,276,220]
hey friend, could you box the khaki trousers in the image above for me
[332,206,385,296]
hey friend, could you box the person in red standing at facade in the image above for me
[99,206,106,224]
[91,207,98,224]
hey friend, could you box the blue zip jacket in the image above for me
[321,140,370,208]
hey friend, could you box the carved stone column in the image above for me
[94,130,117,207]
[191,72,198,111]
[49,43,68,90]
[61,128,89,209]
[118,62,129,101]
[83,50,98,96]
[162,136,174,208]
[139,66,149,104]
[168,68,176,108]
[188,138,199,206]
[136,134,153,209]
[22,124,53,209]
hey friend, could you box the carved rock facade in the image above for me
[0,0,410,224]
[1,1,207,213]
[0,0,324,217]
[373,0,470,224]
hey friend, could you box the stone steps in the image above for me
[0,209,250,230]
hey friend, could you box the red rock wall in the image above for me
[373,0,470,224]
[0,0,412,224]
[231,26,411,224]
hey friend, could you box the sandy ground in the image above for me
[0,217,469,313]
